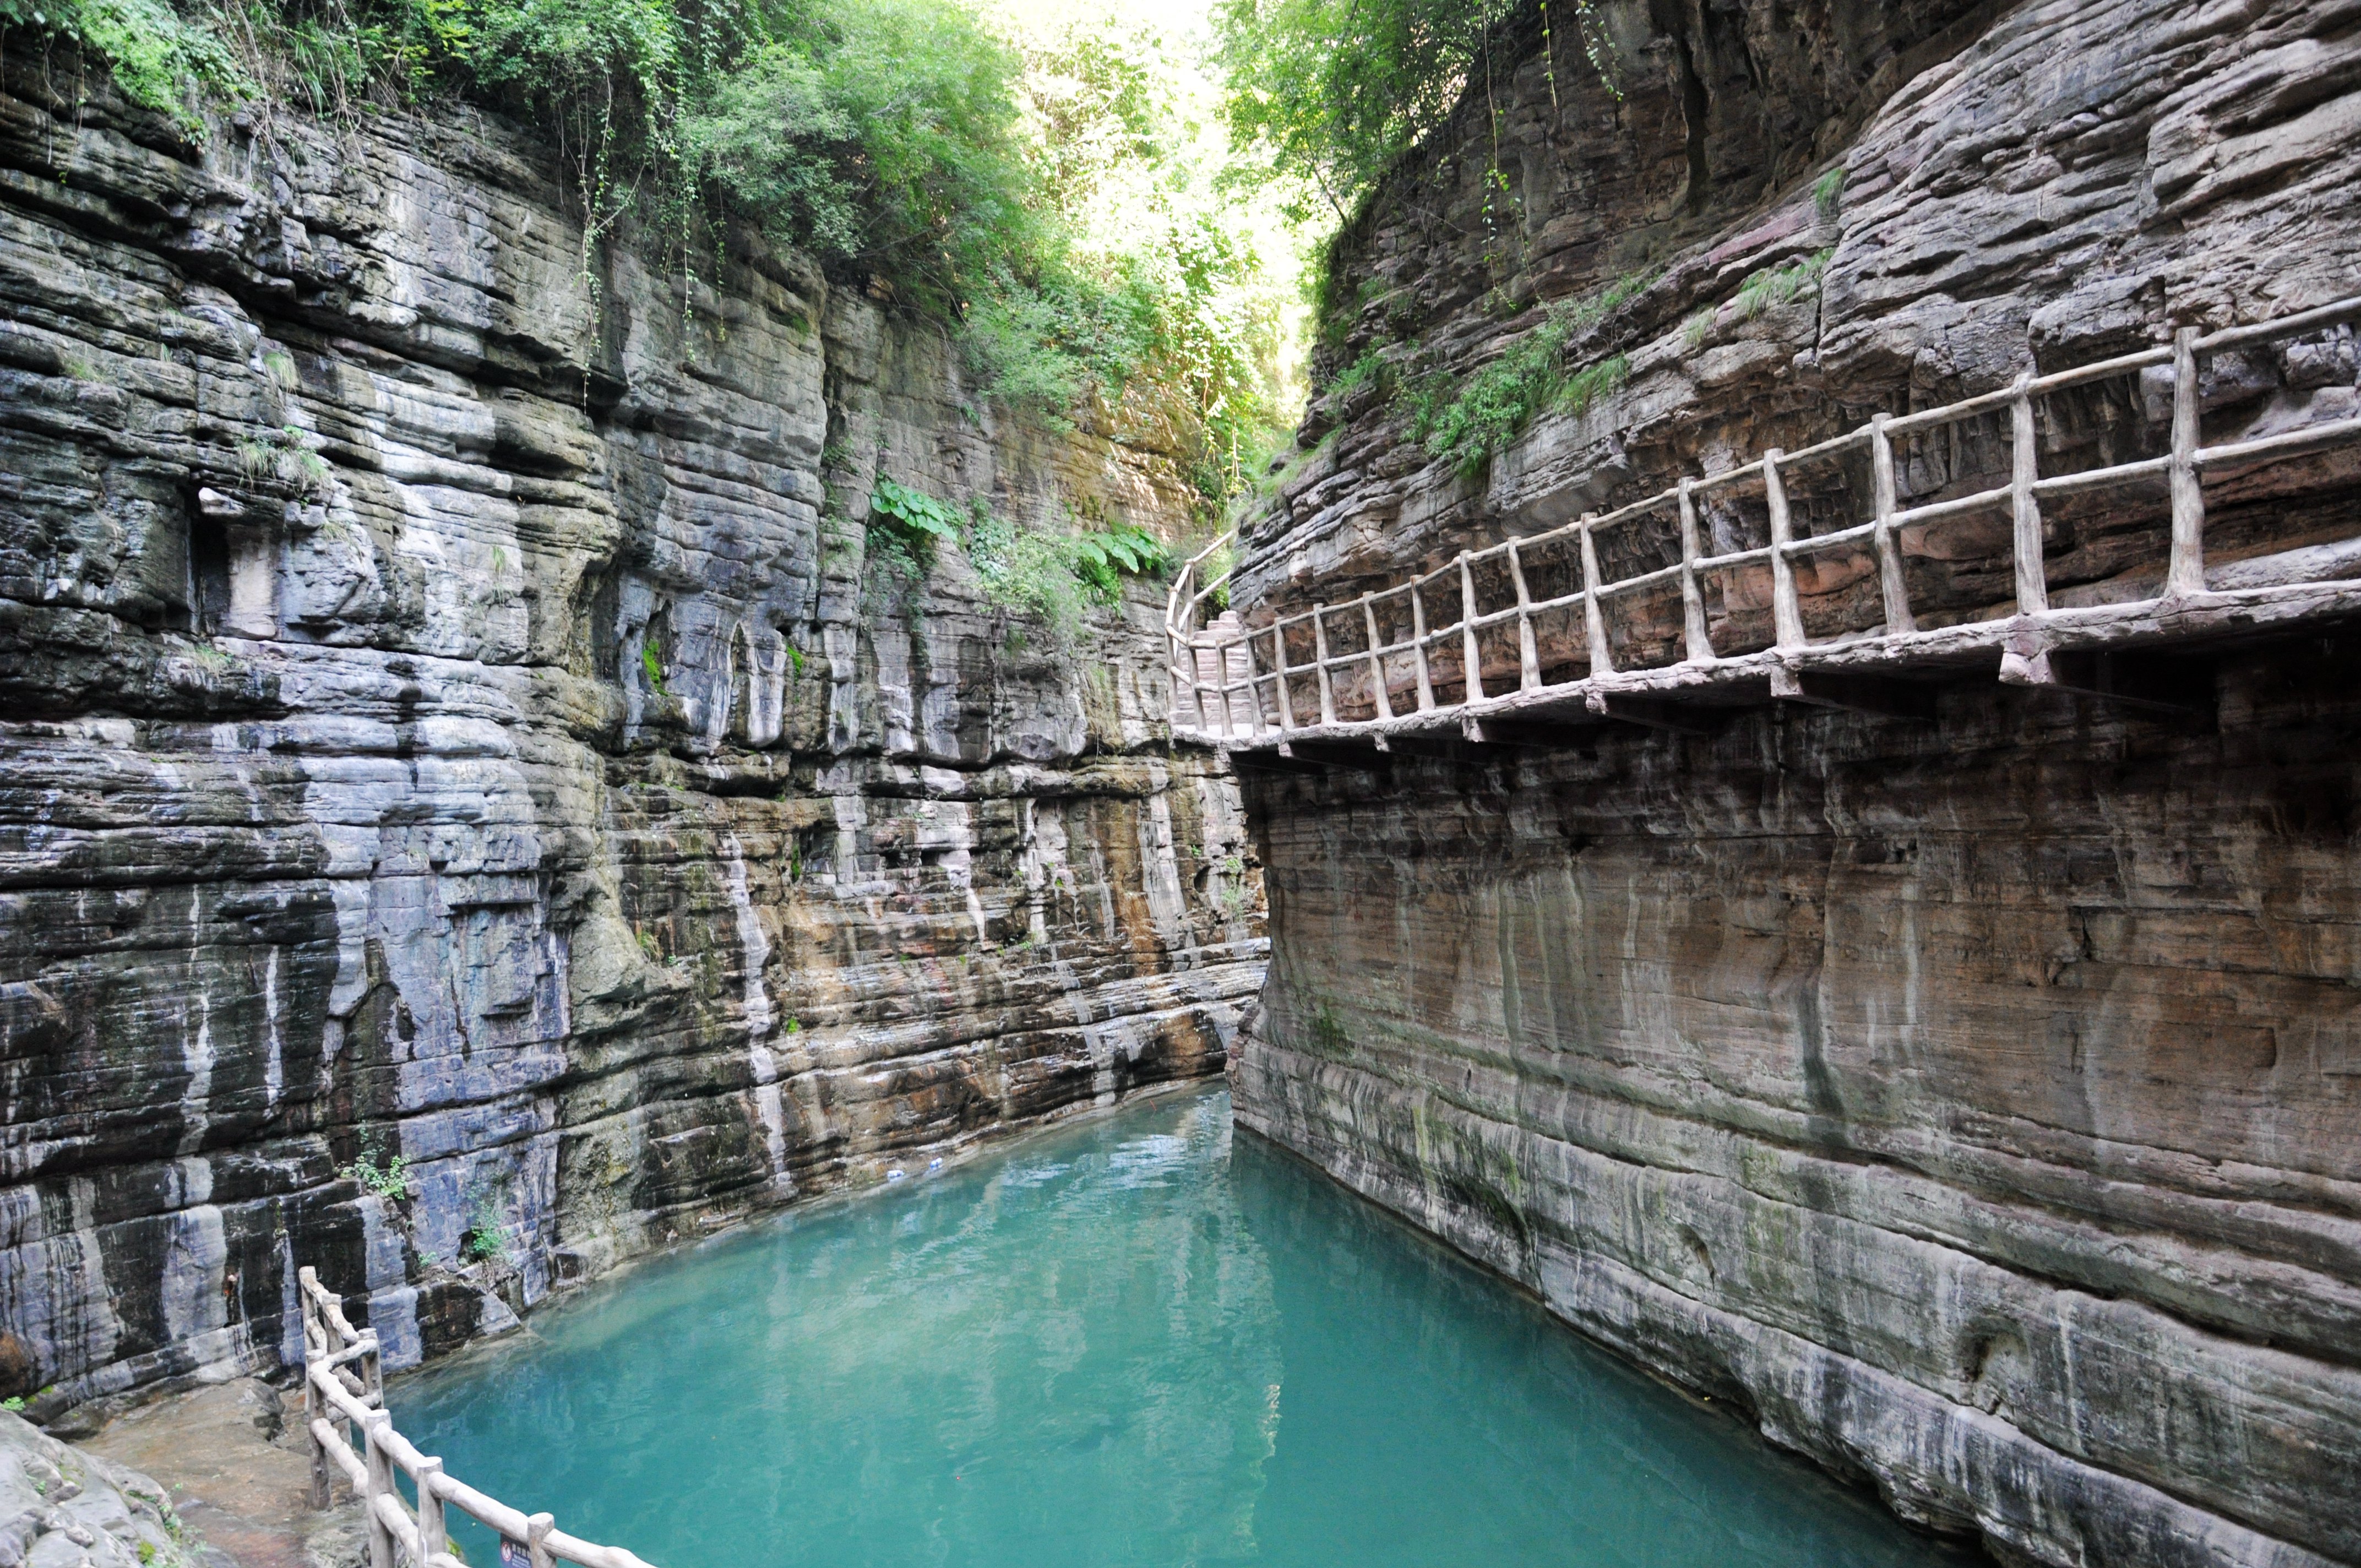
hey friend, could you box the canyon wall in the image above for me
[1232,1,2361,1565]
[0,58,1264,1420]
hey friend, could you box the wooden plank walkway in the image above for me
[1168,298,2361,756]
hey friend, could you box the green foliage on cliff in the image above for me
[1214,0,1610,220]
[969,504,1172,644]
[6,0,1299,505]
[1215,0,1513,221]
[1394,271,1644,476]
[681,0,1038,317]
[1682,248,1832,349]
[869,478,1176,645]
[0,0,243,132]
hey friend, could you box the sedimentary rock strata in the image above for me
[0,58,1262,1414]
[1231,1,2361,1563]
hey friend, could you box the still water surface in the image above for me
[401,1087,1963,1567]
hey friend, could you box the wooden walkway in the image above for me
[298,1269,660,1568]
[1168,297,2361,760]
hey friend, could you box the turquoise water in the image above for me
[399,1088,1963,1568]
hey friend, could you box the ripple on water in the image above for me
[398,1086,1974,1568]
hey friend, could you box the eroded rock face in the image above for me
[0,59,1264,1412]
[0,1409,193,1568]
[1233,1,2361,1564]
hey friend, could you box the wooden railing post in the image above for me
[298,1260,668,1568]
[1579,514,1614,674]
[1410,586,1435,710]
[1362,596,1393,719]
[300,1267,329,1510]
[362,1412,397,1568]
[1220,638,1244,740]
[1163,619,1178,728]
[1506,541,1541,692]
[1676,480,1712,662]
[1764,450,1804,650]
[1241,634,1268,740]
[1457,554,1483,704]
[1312,606,1337,725]
[416,1457,448,1567]
[1271,624,1294,732]
[2010,373,2048,615]
[2167,324,2206,596]
[1869,412,1914,634]
[1189,636,1211,736]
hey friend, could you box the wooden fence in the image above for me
[1168,295,2361,744]
[298,1268,661,1568]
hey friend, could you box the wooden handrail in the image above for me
[1166,295,2361,741]
[298,1267,662,1568]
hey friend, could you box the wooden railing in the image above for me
[1167,296,2361,743]
[298,1268,661,1568]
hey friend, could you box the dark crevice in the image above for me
[1668,30,1712,214]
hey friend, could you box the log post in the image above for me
[2167,324,2206,596]
[1163,622,1178,729]
[1271,624,1293,732]
[1190,634,1211,737]
[362,1413,396,1568]
[1410,586,1435,710]
[1869,412,1914,635]
[1312,606,1337,725]
[1676,480,1712,662]
[300,1267,329,1510]
[1362,596,1393,719]
[1764,450,1804,650]
[527,1515,556,1568]
[2010,374,2048,615]
[1209,633,1227,737]
[416,1458,447,1568]
[1242,633,1268,740]
[1507,541,1541,692]
[1579,514,1614,675]
[1458,555,1483,705]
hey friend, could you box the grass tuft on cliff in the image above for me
[1391,271,1645,477]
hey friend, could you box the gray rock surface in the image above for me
[0,52,1264,1411]
[0,1410,193,1568]
[1231,1,2361,1564]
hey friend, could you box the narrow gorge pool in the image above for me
[398,1088,1960,1567]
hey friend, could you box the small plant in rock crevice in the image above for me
[1217,853,1252,917]
[341,1147,412,1200]
[868,477,964,573]
[460,1174,516,1266]
[235,423,331,497]
[1684,248,1834,351]
[1813,167,1846,221]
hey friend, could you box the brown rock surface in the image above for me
[1231,1,2361,1564]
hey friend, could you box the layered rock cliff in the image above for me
[1231,1,2361,1564]
[0,57,1264,1417]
